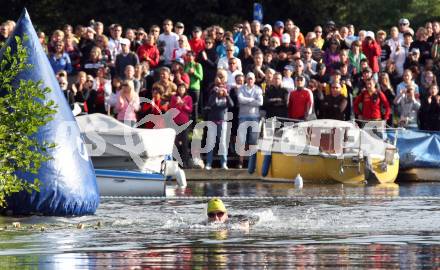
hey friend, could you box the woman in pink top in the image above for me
[115,80,140,127]
[170,83,193,168]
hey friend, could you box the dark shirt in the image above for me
[263,85,289,118]
[319,94,347,120]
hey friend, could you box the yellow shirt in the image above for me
[324,83,348,97]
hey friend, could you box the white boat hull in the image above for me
[95,169,166,196]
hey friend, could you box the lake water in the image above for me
[1,181,440,269]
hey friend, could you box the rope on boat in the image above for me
[101,195,440,201]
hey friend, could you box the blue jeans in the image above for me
[206,121,228,166]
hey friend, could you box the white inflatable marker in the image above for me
[294,174,303,189]
[176,168,187,188]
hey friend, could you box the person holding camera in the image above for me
[393,86,420,128]
[362,31,381,80]
[205,69,234,170]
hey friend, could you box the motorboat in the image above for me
[95,169,166,196]
[76,114,186,196]
[388,129,440,181]
[253,119,399,185]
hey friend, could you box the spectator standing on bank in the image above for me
[263,72,288,118]
[237,72,263,168]
[184,51,203,123]
[136,34,160,70]
[170,83,193,168]
[354,78,390,121]
[158,19,179,65]
[115,38,139,79]
[288,75,312,120]
[205,70,234,170]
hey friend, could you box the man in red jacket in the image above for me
[353,78,390,121]
[189,26,205,57]
[362,31,381,79]
[136,35,160,69]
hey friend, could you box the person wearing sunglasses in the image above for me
[207,198,229,223]
[206,198,257,231]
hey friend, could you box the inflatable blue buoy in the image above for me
[261,154,272,177]
[247,154,257,174]
[1,9,99,216]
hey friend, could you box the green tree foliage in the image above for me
[1,1,440,35]
[0,36,57,207]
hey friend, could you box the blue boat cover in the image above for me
[387,129,440,169]
[1,9,99,215]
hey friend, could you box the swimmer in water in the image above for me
[206,198,258,231]
[207,198,229,223]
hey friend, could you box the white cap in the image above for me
[365,31,375,40]
[263,24,272,31]
[282,33,291,43]
[120,38,130,46]
[246,72,255,79]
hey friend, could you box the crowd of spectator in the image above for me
[1,16,440,169]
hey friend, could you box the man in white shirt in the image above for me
[108,24,123,65]
[158,19,179,65]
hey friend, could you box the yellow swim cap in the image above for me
[207,198,227,214]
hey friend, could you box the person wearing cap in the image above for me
[262,24,272,37]
[398,18,411,41]
[288,75,313,120]
[189,26,206,56]
[171,58,190,88]
[205,198,256,230]
[158,19,179,65]
[362,31,381,78]
[275,34,296,71]
[175,22,185,36]
[237,72,263,168]
[206,198,229,223]
[272,20,284,41]
[115,38,139,80]
[136,34,160,69]
[282,64,295,91]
